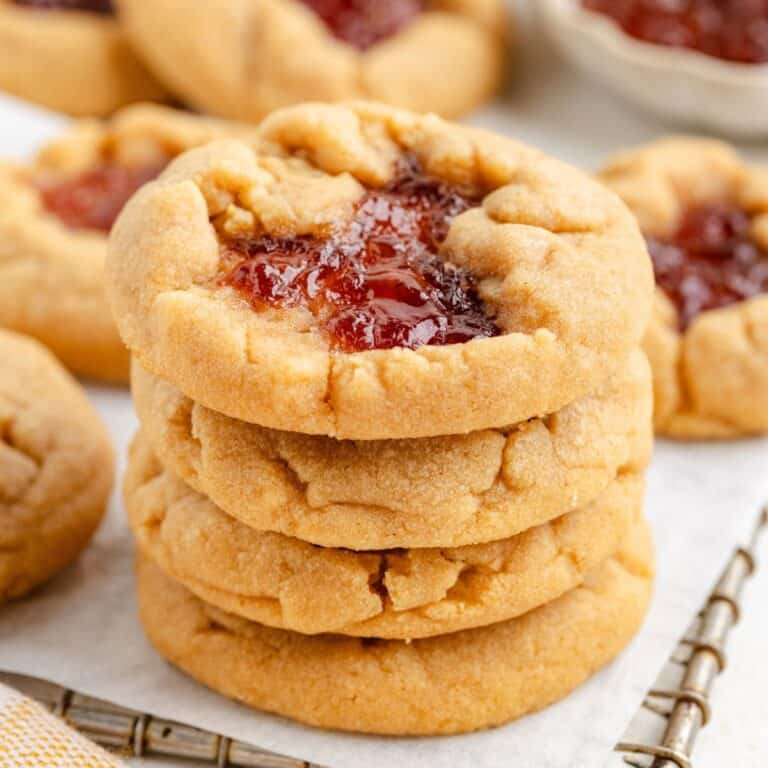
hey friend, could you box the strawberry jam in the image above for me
[37,161,166,232]
[648,203,768,328]
[583,0,768,64]
[13,0,113,13]
[221,155,501,353]
[297,0,423,50]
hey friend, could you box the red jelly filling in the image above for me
[221,155,501,353]
[37,161,166,233]
[583,0,768,64]
[648,203,768,328]
[13,0,113,13]
[297,0,423,50]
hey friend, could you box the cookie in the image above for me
[132,348,651,549]
[116,0,506,121]
[108,102,654,439]
[599,137,768,437]
[0,1,166,117]
[125,431,644,638]
[137,518,654,735]
[0,329,113,602]
[0,104,255,383]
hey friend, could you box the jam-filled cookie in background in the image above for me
[0,104,255,383]
[115,0,507,121]
[599,138,768,438]
[0,329,113,602]
[125,430,647,639]
[137,517,653,735]
[107,101,654,439]
[0,0,166,116]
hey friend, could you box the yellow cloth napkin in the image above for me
[0,682,126,768]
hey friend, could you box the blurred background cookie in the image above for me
[0,104,255,383]
[0,329,113,602]
[599,137,768,438]
[115,0,507,120]
[0,0,166,116]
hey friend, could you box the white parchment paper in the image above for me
[1,5,767,765]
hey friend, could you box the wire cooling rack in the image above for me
[2,505,765,768]
[613,505,766,768]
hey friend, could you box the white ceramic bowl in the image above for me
[538,0,768,138]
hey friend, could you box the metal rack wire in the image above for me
[2,505,765,768]
[0,672,315,767]
[614,505,767,768]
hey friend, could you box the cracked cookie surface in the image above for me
[108,102,654,438]
[137,518,654,734]
[132,348,651,549]
[0,0,165,116]
[0,105,256,383]
[0,329,113,601]
[115,0,506,120]
[599,137,768,438]
[125,432,645,638]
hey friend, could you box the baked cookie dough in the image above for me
[125,431,645,638]
[0,104,254,383]
[116,0,506,121]
[599,138,768,438]
[0,329,113,602]
[108,101,654,438]
[132,348,651,549]
[0,0,165,116]
[137,518,654,735]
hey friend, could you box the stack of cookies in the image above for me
[107,102,656,736]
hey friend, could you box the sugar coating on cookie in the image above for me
[108,102,654,439]
[116,0,506,120]
[0,329,113,601]
[0,105,256,383]
[599,137,768,437]
[131,348,652,549]
[0,0,165,116]
[125,431,645,638]
[136,518,654,735]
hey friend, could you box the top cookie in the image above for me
[116,0,506,120]
[107,102,653,439]
[599,137,768,437]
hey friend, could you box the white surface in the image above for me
[538,0,768,138]
[1,4,767,767]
